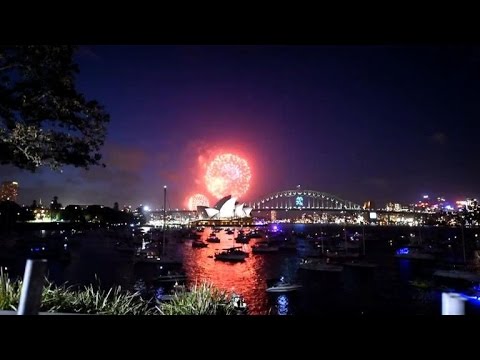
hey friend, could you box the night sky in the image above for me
[2,45,480,209]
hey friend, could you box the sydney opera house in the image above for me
[195,195,253,225]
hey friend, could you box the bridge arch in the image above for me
[248,190,361,210]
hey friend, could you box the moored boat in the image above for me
[214,247,248,262]
[192,240,208,248]
[299,258,343,272]
[395,247,435,261]
[207,235,220,243]
[252,244,279,254]
[433,269,480,282]
[266,277,302,292]
[154,271,188,283]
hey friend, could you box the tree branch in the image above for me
[0,64,19,72]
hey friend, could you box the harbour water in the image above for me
[2,224,480,315]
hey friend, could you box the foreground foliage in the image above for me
[0,270,241,315]
[156,282,238,315]
[0,271,153,314]
[41,281,154,315]
[0,268,21,311]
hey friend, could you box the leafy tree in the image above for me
[19,205,34,222]
[0,45,110,171]
[0,200,21,229]
[63,205,85,223]
[50,195,62,221]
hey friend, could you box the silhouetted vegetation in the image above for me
[0,45,110,171]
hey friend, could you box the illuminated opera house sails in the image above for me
[198,195,252,219]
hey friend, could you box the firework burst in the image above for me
[205,153,251,199]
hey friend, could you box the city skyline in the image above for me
[2,179,475,212]
[1,45,479,207]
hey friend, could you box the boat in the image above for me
[341,225,377,268]
[266,277,302,292]
[206,235,220,243]
[214,247,248,262]
[252,244,279,254]
[246,230,262,239]
[154,271,188,283]
[155,255,183,266]
[335,242,361,251]
[433,269,480,282]
[324,251,360,261]
[299,258,343,272]
[343,260,378,269]
[140,186,182,268]
[192,240,208,248]
[134,254,182,266]
[394,247,435,261]
[133,254,164,264]
[235,235,249,244]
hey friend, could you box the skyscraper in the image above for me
[0,181,19,202]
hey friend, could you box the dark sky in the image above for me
[3,45,480,209]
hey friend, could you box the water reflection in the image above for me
[276,294,289,315]
[181,226,367,315]
[398,259,412,281]
[182,227,274,314]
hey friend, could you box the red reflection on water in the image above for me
[182,227,271,314]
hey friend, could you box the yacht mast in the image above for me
[163,185,167,256]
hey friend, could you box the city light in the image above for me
[396,247,410,255]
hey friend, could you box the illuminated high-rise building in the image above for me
[385,202,402,212]
[363,200,375,210]
[457,198,479,212]
[0,181,19,202]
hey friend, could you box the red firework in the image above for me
[205,153,251,199]
[187,194,210,211]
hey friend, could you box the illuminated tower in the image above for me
[0,181,19,202]
[271,210,277,222]
[363,200,375,210]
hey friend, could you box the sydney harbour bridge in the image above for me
[168,188,364,219]
[170,187,420,223]
[246,189,362,211]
